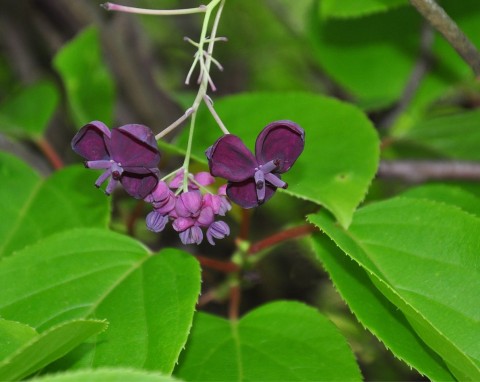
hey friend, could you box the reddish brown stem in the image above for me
[195,255,239,273]
[35,138,64,170]
[228,284,241,321]
[248,224,318,255]
[197,289,218,307]
[126,200,145,236]
[238,208,252,241]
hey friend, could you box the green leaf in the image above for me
[53,26,115,126]
[32,368,180,382]
[174,301,362,381]
[309,1,480,112]
[175,92,379,227]
[0,81,59,139]
[400,109,480,161]
[309,5,422,109]
[310,234,455,381]
[0,152,110,258]
[0,319,107,381]
[320,0,408,19]
[0,228,200,373]
[401,183,480,217]
[0,319,37,360]
[308,198,480,380]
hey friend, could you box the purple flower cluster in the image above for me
[71,119,304,246]
[144,171,231,245]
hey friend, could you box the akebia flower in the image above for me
[206,120,305,208]
[72,121,160,199]
[144,170,232,245]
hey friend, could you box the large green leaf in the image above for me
[0,228,201,373]
[309,4,421,109]
[400,109,480,161]
[32,368,180,382]
[0,152,110,258]
[402,183,480,216]
[320,0,408,19]
[0,319,37,360]
[174,92,379,227]
[308,198,480,380]
[309,0,480,111]
[174,301,361,381]
[0,319,107,381]
[310,234,455,381]
[53,26,115,126]
[0,81,59,139]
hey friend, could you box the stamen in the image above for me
[260,159,279,174]
[265,173,287,189]
[85,159,113,170]
[94,169,112,188]
[254,170,266,202]
[105,176,118,195]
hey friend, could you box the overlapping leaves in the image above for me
[309,189,480,380]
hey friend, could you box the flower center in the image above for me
[253,159,287,203]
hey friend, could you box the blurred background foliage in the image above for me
[1,0,480,380]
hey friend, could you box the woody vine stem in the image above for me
[103,0,229,192]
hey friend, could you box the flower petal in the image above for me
[255,120,305,173]
[146,211,169,232]
[226,178,276,209]
[206,221,230,245]
[176,191,203,217]
[120,168,159,199]
[110,124,160,167]
[71,121,111,160]
[206,134,257,182]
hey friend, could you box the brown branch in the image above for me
[248,224,318,256]
[195,255,239,273]
[35,137,64,170]
[409,0,480,77]
[228,284,241,321]
[378,160,480,182]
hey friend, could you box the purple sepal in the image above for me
[206,221,230,245]
[179,226,203,245]
[206,134,257,182]
[146,211,168,232]
[111,124,160,167]
[227,178,276,209]
[255,120,305,173]
[72,121,111,160]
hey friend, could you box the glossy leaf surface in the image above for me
[0,81,59,138]
[0,319,107,381]
[53,26,115,126]
[32,368,180,382]
[309,198,480,380]
[310,234,455,381]
[0,319,37,360]
[175,301,362,381]
[0,228,200,373]
[320,0,408,19]
[0,152,110,258]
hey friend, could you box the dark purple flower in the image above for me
[72,121,160,199]
[206,120,305,208]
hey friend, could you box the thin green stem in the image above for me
[182,111,198,192]
[102,2,207,16]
